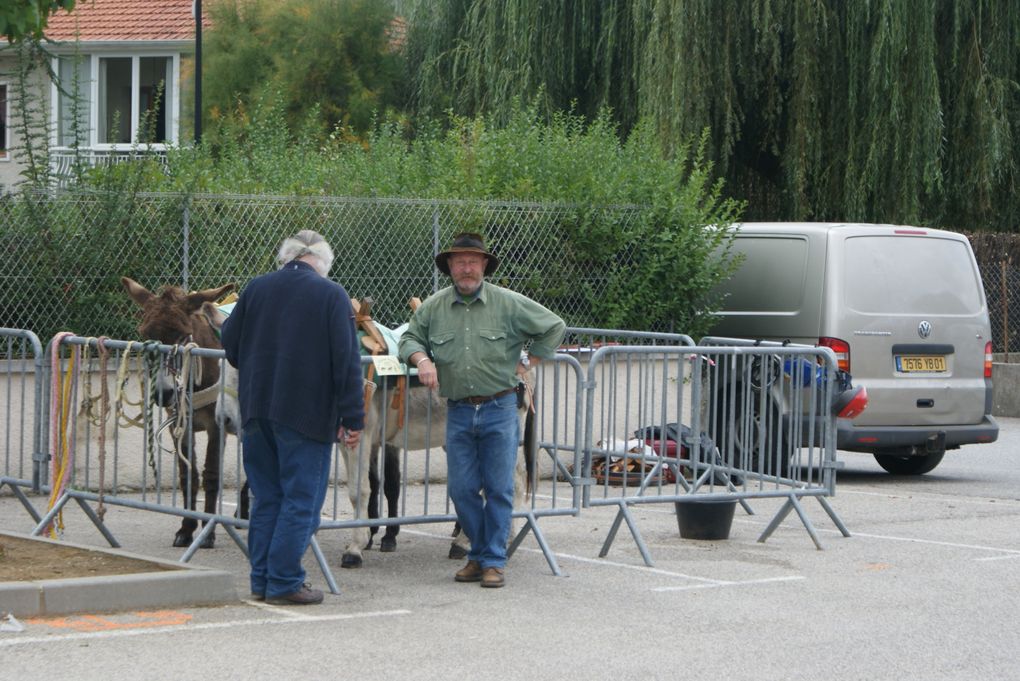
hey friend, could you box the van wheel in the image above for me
[873,448,945,475]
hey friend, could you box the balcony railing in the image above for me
[49,147,170,185]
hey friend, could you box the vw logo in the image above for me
[918,320,932,338]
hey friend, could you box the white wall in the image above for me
[0,53,51,192]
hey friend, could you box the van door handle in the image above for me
[917,399,934,408]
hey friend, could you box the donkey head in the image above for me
[121,277,235,407]
[122,277,234,346]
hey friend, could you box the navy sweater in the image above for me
[220,260,365,442]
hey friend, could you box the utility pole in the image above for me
[194,0,202,144]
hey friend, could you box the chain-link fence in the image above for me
[980,261,1020,357]
[1,192,642,345]
[4,191,1018,354]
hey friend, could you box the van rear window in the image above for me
[844,236,982,314]
[718,236,808,312]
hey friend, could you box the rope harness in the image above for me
[94,337,110,521]
[45,332,78,538]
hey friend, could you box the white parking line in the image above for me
[0,609,411,648]
[846,530,1020,558]
[974,553,1020,562]
[838,488,1020,507]
[401,527,804,588]
[652,576,806,592]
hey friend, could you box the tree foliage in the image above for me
[1,0,74,42]
[201,0,405,142]
[404,0,1020,231]
[83,98,741,335]
[404,0,638,128]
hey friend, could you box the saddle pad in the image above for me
[358,321,418,378]
[374,321,408,357]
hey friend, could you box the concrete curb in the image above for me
[0,531,237,617]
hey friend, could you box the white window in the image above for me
[55,53,179,148]
[0,83,8,159]
[57,56,91,147]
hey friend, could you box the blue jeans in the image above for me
[243,418,332,598]
[445,392,520,569]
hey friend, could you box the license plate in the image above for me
[896,355,947,373]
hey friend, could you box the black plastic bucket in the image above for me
[675,499,737,540]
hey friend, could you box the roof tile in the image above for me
[45,0,208,42]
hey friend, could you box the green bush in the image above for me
[68,101,743,337]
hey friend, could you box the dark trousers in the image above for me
[243,418,332,598]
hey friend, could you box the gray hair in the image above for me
[277,230,334,276]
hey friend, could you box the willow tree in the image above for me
[404,0,1020,231]
[403,0,639,127]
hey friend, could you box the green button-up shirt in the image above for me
[398,282,566,401]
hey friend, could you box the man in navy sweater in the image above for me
[221,230,364,605]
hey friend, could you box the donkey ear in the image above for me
[186,283,236,310]
[199,301,227,330]
[121,277,153,307]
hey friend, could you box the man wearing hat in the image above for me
[399,232,565,588]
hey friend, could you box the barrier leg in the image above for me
[758,495,823,549]
[31,493,71,537]
[1,478,43,523]
[181,521,218,562]
[72,495,121,548]
[508,511,562,576]
[223,523,250,557]
[817,495,852,537]
[599,501,654,567]
[757,497,795,544]
[309,534,340,595]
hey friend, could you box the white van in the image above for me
[708,222,998,474]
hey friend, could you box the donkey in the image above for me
[122,277,235,548]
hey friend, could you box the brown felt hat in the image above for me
[435,232,499,276]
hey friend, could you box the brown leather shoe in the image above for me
[266,584,324,605]
[455,560,483,582]
[480,567,505,588]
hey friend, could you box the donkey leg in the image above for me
[340,442,372,568]
[367,442,381,548]
[508,435,528,542]
[449,522,469,559]
[380,443,401,552]
[174,438,201,548]
[238,480,251,520]
[197,429,224,549]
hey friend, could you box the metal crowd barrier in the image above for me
[583,340,850,566]
[315,326,696,584]
[316,351,584,582]
[25,335,249,562]
[1,329,852,588]
[0,328,47,519]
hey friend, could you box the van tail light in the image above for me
[985,341,993,379]
[819,337,851,373]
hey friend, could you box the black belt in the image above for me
[456,387,516,405]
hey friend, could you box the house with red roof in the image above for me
[0,0,207,191]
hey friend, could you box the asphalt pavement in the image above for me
[2,418,1019,681]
